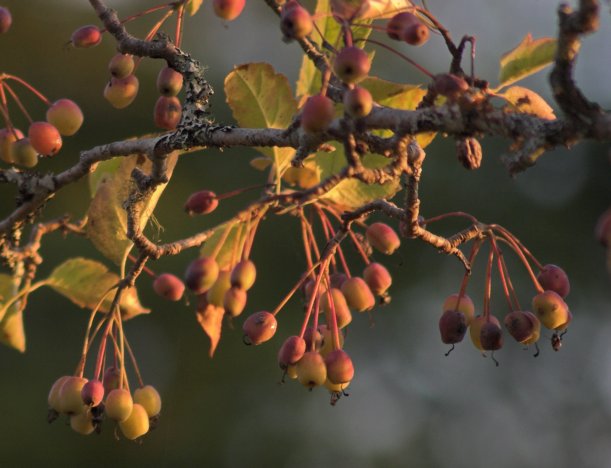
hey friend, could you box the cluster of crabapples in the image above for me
[151,206,400,403]
[70,22,184,130]
[439,263,572,362]
[0,91,83,168]
[47,369,161,440]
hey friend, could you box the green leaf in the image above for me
[200,221,245,270]
[47,258,149,320]
[224,63,297,172]
[86,153,178,265]
[185,0,203,15]
[296,0,373,99]
[0,274,25,352]
[498,34,557,88]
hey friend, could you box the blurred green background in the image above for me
[0,0,609,466]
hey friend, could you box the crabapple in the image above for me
[386,12,419,40]
[343,86,373,118]
[71,25,102,48]
[157,67,184,97]
[321,288,353,329]
[439,309,467,344]
[230,259,257,290]
[296,351,327,388]
[333,46,371,84]
[213,0,245,21]
[154,96,182,130]
[341,277,375,312]
[243,311,277,345]
[363,262,392,295]
[0,128,24,164]
[58,376,88,414]
[185,190,218,215]
[184,257,220,294]
[442,293,475,324]
[301,94,334,133]
[280,1,313,40]
[277,335,307,369]
[81,379,104,407]
[119,403,150,440]
[105,388,133,422]
[108,54,135,79]
[70,412,95,435]
[537,264,570,298]
[223,286,247,317]
[0,7,11,34]
[153,273,186,301]
[46,99,84,136]
[324,349,354,384]
[134,385,162,418]
[28,122,62,156]
[532,290,570,330]
[504,310,541,344]
[366,222,400,255]
[104,75,139,109]
[12,139,38,168]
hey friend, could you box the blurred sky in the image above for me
[0,0,610,467]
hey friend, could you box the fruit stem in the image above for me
[492,228,544,293]
[2,81,34,124]
[489,233,515,312]
[0,74,51,106]
[358,38,434,78]
[122,332,145,388]
[316,206,352,276]
[300,213,315,272]
[456,239,482,304]
[76,286,118,377]
[0,280,48,323]
[243,211,264,260]
[128,254,156,278]
[498,246,521,311]
[174,3,185,48]
[422,211,479,225]
[492,225,544,270]
[483,245,494,319]
[272,260,322,316]
[216,183,269,201]
[298,258,330,340]
[323,273,341,351]
[118,2,175,27]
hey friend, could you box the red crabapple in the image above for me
[537,264,570,298]
[243,311,278,345]
[366,222,400,255]
[0,7,12,34]
[343,86,373,118]
[213,0,246,21]
[153,273,186,301]
[333,46,371,84]
[71,25,102,48]
[280,1,313,40]
[154,96,182,130]
[28,122,62,156]
[157,67,184,96]
[301,94,334,133]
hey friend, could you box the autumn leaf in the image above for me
[196,302,225,357]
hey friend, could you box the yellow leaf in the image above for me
[185,0,203,15]
[500,86,555,120]
[196,303,225,357]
